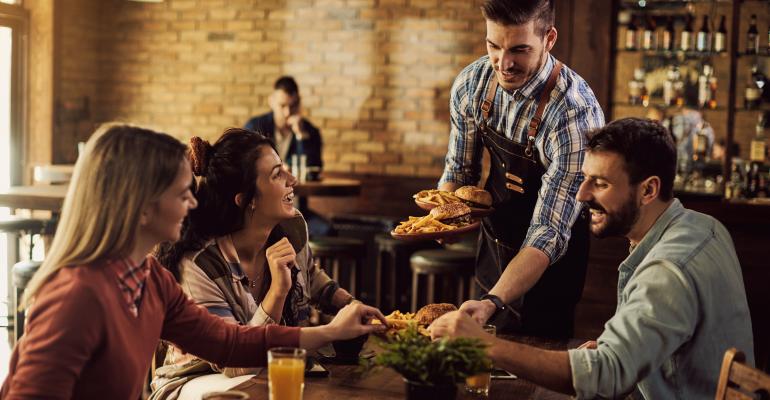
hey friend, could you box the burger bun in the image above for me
[454,186,492,208]
[415,303,458,325]
[429,202,471,221]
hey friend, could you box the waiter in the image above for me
[439,0,604,338]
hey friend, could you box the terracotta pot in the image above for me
[403,378,457,400]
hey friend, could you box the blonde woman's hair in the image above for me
[21,123,187,309]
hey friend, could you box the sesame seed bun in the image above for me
[429,202,471,221]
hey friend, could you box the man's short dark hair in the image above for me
[274,76,299,97]
[586,118,677,201]
[481,0,555,36]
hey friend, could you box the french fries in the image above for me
[413,189,461,206]
[393,214,457,234]
[372,310,429,337]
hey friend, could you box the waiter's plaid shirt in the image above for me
[439,54,605,263]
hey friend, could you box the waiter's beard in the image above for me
[586,192,640,239]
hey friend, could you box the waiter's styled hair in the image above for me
[274,76,299,97]
[481,0,555,36]
[586,118,677,201]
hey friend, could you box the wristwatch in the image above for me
[480,294,507,321]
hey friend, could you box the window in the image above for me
[0,1,27,328]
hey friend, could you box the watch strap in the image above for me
[480,293,507,314]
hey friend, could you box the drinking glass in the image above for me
[464,324,496,396]
[268,347,306,400]
[201,390,250,399]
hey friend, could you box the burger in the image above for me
[415,303,457,326]
[429,203,472,227]
[454,186,492,209]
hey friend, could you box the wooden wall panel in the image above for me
[25,0,55,173]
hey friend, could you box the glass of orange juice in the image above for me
[268,347,306,400]
[464,324,496,396]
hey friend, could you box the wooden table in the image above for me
[0,178,360,213]
[231,337,578,400]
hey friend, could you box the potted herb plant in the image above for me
[364,325,492,400]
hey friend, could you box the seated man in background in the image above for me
[245,76,322,175]
[430,118,754,399]
[245,76,328,236]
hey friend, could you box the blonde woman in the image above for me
[0,124,385,400]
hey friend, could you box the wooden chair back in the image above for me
[715,348,770,400]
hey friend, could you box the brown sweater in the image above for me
[1,256,300,400]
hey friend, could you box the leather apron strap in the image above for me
[526,62,562,156]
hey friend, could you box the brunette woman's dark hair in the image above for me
[155,128,276,280]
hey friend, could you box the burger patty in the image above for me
[442,213,471,226]
[461,199,490,209]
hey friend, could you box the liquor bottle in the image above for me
[745,64,763,110]
[662,16,675,51]
[714,15,727,53]
[746,163,761,198]
[725,162,744,200]
[753,65,770,103]
[673,67,685,107]
[629,68,648,106]
[625,16,638,50]
[758,172,768,198]
[698,64,715,109]
[681,15,693,52]
[750,114,768,164]
[707,71,718,110]
[664,66,677,106]
[692,124,710,162]
[642,17,656,51]
[696,15,711,53]
[747,14,759,55]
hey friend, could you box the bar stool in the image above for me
[12,260,42,340]
[374,234,439,312]
[409,249,476,312]
[0,216,49,260]
[309,236,367,298]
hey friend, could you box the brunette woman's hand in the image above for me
[325,302,387,340]
[265,237,296,294]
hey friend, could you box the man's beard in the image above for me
[586,192,640,239]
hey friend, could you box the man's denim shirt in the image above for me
[568,199,754,399]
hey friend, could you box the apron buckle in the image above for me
[525,136,535,157]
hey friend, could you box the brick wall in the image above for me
[54,0,105,163]
[55,0,488,177]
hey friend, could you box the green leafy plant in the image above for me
[363,324,492,385]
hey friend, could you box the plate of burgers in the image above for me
[372,303,458,337]
[413,186,494,217]
[391,203,479,241]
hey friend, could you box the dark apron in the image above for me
[476,62,589,339]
